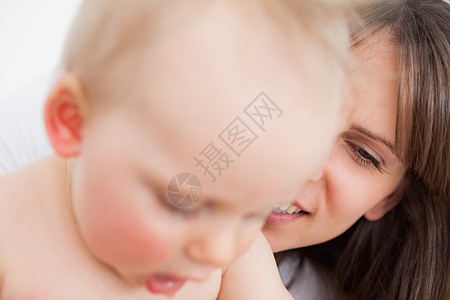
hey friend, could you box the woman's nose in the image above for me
[185,224,238,268]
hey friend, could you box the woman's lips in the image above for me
[145,274,187,295]
[266,211,308,225]
[266,202,310,225]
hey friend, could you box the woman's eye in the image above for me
[346,141,382,172]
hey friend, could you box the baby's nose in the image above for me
[185,224,238,268]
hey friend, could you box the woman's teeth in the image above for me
[273,204,304,214]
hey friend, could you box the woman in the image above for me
[263,0,450,299]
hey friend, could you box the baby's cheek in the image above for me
[76,160,185,271]
[116,221,177,265]
[85,202,178,269]
[78,188,176,269]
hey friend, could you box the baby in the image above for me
[0,0,353,298]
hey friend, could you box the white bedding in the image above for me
[0,70,55,175]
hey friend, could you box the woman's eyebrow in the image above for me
[350,123,398,157]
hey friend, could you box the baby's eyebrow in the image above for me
[350,123,398,157]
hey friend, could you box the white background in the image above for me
[1,0,449,103]
[0,0,82,102]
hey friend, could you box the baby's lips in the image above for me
[145,274,186,295]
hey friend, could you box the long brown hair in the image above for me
[282,1,450,299]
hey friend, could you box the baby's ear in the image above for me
[364,186,403,221]
[44,73,87,157]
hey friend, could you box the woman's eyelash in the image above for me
[347,141,382,172]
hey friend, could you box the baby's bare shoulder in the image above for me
[0,170,31,260]
[0,167,37,226]
[0,173,18,298]
[0,154,60,210]
[0,157,67,299]
[0,172,23,238]
[0,158,56,267]
[0,171,19,203]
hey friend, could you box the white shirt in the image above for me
[278,255,333,300]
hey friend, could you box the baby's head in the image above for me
[45,0,354,295]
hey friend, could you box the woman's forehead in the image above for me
[344,38,399,130]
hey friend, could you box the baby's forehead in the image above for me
[62,0,342,103]
[91,1,329,124]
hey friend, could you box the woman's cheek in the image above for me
[325,145,377,218]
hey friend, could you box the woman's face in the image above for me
[264,35,407,252]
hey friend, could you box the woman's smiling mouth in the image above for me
[266,203,310,225]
